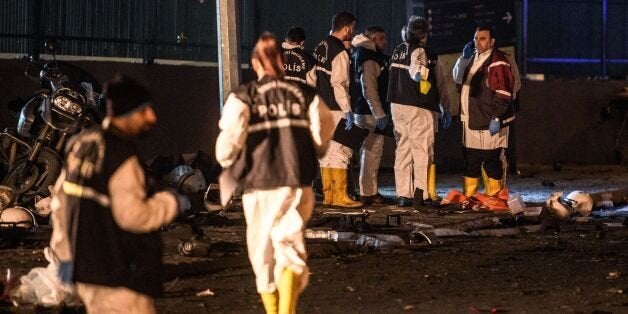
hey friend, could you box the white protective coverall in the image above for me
[215,90,333,293]
[391,46,438,200]
[317,45,353,169]
[351,34,387,198]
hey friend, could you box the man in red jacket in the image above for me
[452,25,515,197]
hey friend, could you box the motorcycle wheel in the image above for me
[2,147,61,203]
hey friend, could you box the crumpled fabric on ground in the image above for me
[442,188,509,212]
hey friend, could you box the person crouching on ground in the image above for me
[215,33,334,314]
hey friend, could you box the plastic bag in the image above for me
[11,247,79,306]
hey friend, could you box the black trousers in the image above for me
[463,147,503,179]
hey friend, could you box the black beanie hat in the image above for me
[103,73,152,117]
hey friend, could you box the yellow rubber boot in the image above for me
[485,178,503,196]
[482,166,507,195]
[330,168,363,208]
[427,163,439,201]
[278,269,300,314]
[463,177,479,197]
[260,292,279,314]
[320,168,333,206]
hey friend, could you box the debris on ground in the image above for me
[10,248,79,307]
[196,288,215,297]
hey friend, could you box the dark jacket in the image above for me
[67,126,173,298]
[458,49,515,130]
[352,43,390,116]
[387,42,440,112]
[281,43,316,85]
[314,35,349,111]
[226,76,319,191]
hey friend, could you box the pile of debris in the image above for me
[305,188,627,252]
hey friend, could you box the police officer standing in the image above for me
[387,16,443,207]
[216,33,334,314]
[314,11,362,208]
[351,26,390,205]
[282,26,316,87]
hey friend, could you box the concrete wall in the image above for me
[515,80,627,165]
[1,59,626,168]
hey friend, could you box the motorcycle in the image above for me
[0,40,102,208]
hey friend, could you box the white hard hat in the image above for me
[0,206,36,229]
[565,191,593,217]
[545,191,573,220]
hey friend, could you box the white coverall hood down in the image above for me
[351,33,376,51]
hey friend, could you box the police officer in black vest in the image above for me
[216,33,334,314]
[387,16,444,208]
[314,11,363,209]
[281,26,316,87]
[49,74,190,313]
[351,26,390,205]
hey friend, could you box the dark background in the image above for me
[0,0,627,168]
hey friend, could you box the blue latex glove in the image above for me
[488,119,501,136]
[376,115,389,130]
[462,41,474,59]
[440,110,452,130]
[344,112,354,130]
[58,261,73,284]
